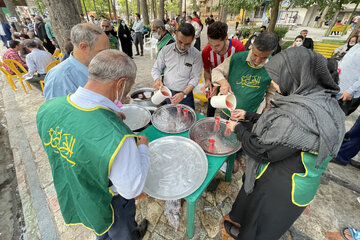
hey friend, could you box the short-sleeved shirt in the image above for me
[202,39,245,70]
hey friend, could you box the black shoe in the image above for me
[140,53,143,56]
[224,220,240,239]
[350,160,360,169]
[135,53,140,56]
[330,158,346,166]
[136,219,149,239]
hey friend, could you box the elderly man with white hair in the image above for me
[37,50,149,239]
[151,19,175,54]
[44,23,110,100]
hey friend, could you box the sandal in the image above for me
[224,220,240,239]
[342,227,360,240]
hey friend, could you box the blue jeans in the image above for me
[165,90,195,110]
[96,196,138,240]
[337,116,360,165]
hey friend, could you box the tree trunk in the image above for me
[107,0,112,20]
[3,0,22,30]
[341,2,359,36]
[220,2,228,23]
[112,0,117,21]
[268,0,280,32]
[325,9,340,37]
[74,0,83,15]
[82,0,89,21]
[0,8,7,23]
[137,0,141,14]
[141,0,149,24]
[42,0,81,51]
[192,0,197,12]
[317,6,329,28]
[159,0,164,20]
[93,0,97,12]
[151,0,155,19]
[125,0,130,23]
[179,0,182,15]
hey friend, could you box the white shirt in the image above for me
[70,87,150,199]
[151,42,203,91]
[25,49,55,76]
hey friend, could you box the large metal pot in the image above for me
[130,88,158,112]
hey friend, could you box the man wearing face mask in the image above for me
[117,19,133,58]
[151,23,203,109]
[151,19,175,54]
[101,19,119,50]
[44,23,110,100]
[37,50,149,239]
[201,21,245,117]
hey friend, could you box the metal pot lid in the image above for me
[189,117,241,156]
[144,136,208,200]
[130,87,154,100]
[151,104,197,133]
[121,104,151,131]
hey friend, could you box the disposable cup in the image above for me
[151,86,172,105]
[210,94,237,110]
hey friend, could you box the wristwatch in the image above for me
[181,91,187,98]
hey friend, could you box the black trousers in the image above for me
[194,37,201,51]
[165,90,195,110]
[26,73,46,91]
[96,195,139,240]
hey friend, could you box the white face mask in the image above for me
[295,42,303,47]
[152,31,161,40]
[349,42,356,46]
[114,82,126,109]
[175,43,188,54]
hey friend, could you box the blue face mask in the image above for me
[121,22,125,26]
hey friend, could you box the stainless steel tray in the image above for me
[151,104,197,133]
[143,136,208,200]
[189,117,241,156]
[121,104,151,131]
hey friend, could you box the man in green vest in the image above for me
[37,50,149,239]
[151,19,175,55]
[101,19,119,50]
[212,32,278,172]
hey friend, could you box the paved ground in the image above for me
[1,24,360,240]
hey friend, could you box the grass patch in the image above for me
[281,41,293,50]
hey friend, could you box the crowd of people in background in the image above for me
[1,10,360,240]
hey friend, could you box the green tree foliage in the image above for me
[117,0,138,17]
[34,0,47,14]
[82,0,111,17]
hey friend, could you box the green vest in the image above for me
[36,95,136,235]
[157,32,175,55]
[109,35,119,50]
[256,152,332,207]
[223,51,271,117]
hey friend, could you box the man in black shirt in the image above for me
[300,29,314,50]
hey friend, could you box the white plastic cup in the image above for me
[210,94,237,110]
[151,86,172,105]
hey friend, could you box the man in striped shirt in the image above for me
[201,21,245,116]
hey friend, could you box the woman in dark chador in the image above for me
[117,19,133,58]
[224,47,345,240]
